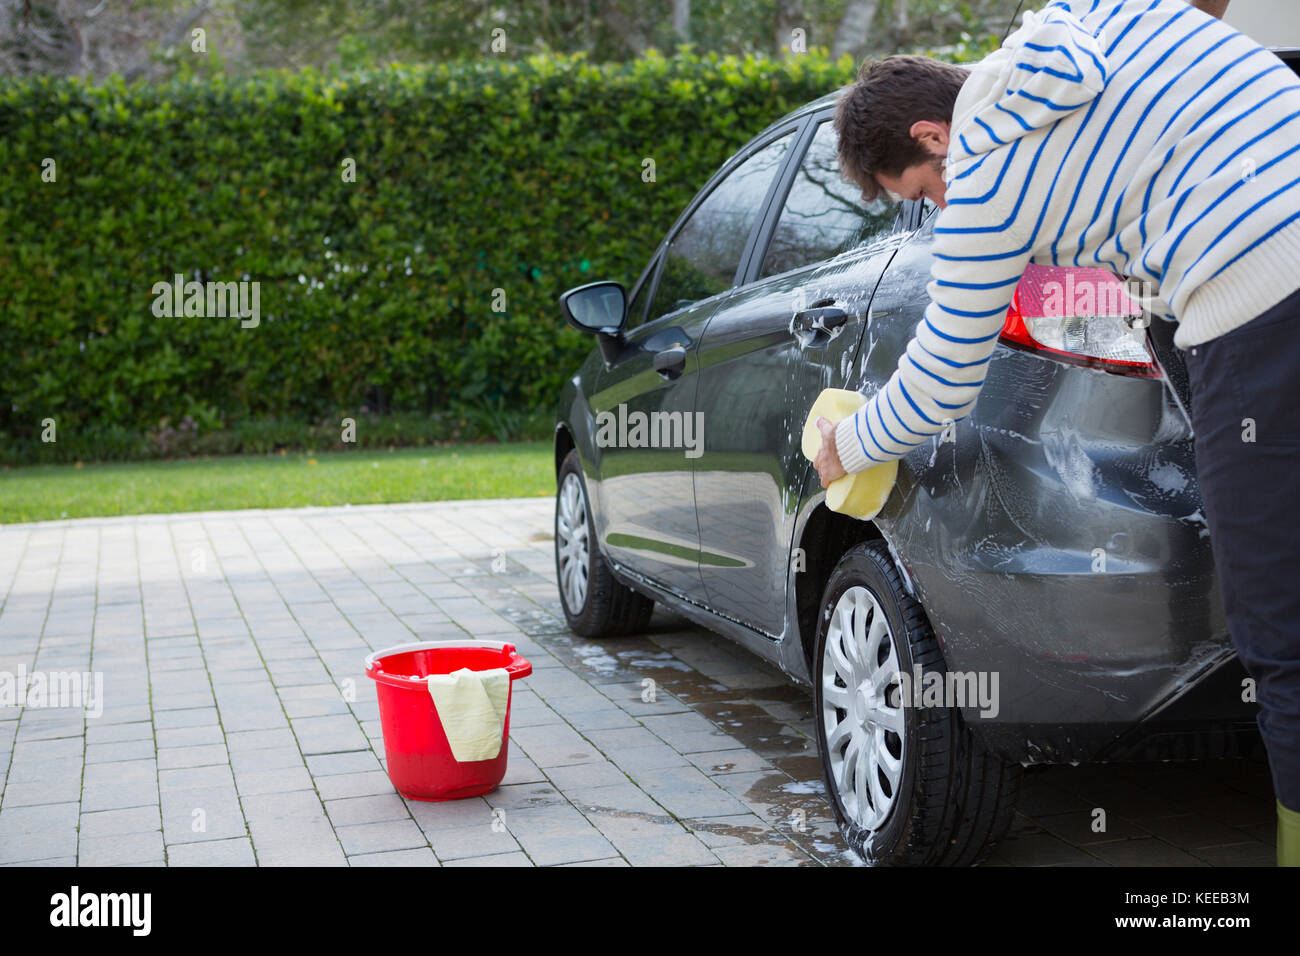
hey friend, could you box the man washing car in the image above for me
[810,0,1300,864]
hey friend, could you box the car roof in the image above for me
[759,87,843,137]
[800,88,844,114]
[1225,1,1300,48]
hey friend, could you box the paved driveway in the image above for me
[0,499,1276,866]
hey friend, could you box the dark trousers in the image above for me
[1185,285,1300,811]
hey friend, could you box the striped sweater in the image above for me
[835,0,1300,475]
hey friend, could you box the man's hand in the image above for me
[814,416,848,488]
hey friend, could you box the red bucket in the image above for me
[365,640,532,801]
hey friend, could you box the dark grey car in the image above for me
[551,50,1298,865]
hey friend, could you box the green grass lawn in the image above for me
[0,443,554,524]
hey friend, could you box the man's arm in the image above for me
[828,195,1035,477]
[1191,0,1230,19]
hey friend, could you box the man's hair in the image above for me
[834,55,970,201]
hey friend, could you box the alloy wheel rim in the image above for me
[821,585,905,832]
[556,472,590,613]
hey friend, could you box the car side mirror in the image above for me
[560,281,627,336]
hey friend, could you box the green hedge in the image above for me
[0,408,555,467]
[0,48,856,464]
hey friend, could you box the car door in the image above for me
[692,115,908,636]
[590,126,799,598]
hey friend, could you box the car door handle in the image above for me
[792,306,850,335]
[790,306,851,347]
[653,344,687,380]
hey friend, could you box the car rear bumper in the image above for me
[875,346,1258,764]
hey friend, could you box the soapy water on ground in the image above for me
[780,780,825,796]
[569,642,694,675]
[569,643,622,674]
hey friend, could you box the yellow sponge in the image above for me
[802,388,898,520]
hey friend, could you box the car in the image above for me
[551,46,1300,866]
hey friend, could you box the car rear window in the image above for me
[758,119,896,278]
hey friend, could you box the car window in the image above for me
[758,120,896,279]
[647,132,794,322]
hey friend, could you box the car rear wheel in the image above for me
[555,450,654,637]
[813,540,1020,866]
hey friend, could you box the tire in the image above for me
[812,540,1020,866]
[554,450,654,637]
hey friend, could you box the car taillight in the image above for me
[1002,264,1159,377]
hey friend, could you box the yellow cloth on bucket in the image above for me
[802,388,899,520]
[425,667,510,762]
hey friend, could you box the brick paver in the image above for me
[0,499,1277,866]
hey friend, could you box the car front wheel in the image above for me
[555,450,654,637]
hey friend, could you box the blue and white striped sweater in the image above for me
[835,0,1300,474]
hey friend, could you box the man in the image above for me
[811,0,1300,864]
